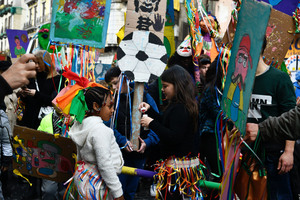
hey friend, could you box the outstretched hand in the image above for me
[137,136,147,153]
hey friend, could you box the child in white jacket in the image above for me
[66,87,124,200]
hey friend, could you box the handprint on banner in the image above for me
[134,0,164,31]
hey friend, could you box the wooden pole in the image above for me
[130,82,144,150]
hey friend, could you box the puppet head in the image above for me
[38,23,61,53]
[176,35,192,57]
[232,34,252,90]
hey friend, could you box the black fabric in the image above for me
[19,73,65,129]
[148,103,197,159]
[0,75,13,104]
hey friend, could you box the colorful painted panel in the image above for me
[125,0,167,41]
[13,125,76,182]
[263,9,295,67]
[50,0,112,48]
[221,0,271,136]
[6,29,29,58]
[261,0,298,16]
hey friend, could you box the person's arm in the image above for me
[93,129,123,199]
[148,104,190,144]
[0,110,13,171]
[142,93,160,148]
[245,105,300,143]
[0,75,13,103]
[278,140,294,174]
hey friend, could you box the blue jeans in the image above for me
[118,157,146,200]
[265,154,293,200]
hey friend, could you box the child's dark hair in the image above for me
[84,87,111,111]
[161,65,198,131]
[105,67,121,83]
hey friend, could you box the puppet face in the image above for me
[176,36,192,57]
[138,0,159,12]
[232,35,252,89]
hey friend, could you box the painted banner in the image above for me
[261,0,298,16]
[6,29,29,58]
[124,0,167,41]
[13,125,76,182]
[50,0,112,48]
[263,8,295,67]
[221,0,271,136]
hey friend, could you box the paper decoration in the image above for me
[261,0,298,16]
[221,0,271,137]
[263,9,295,67]
[286,36,300,59]
[6,29,29,58]
[50,0,111,48]
[117,31,167,82]
[164,26,175,58]
[124,0,167,41]
[13,125,76,182]
[38,23,62,53]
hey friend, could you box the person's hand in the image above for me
[23,88,36,96]
[124,141,133,153]
[141,115,153,128]
[278,151,294,174]
[244,123,259,143]
[1,54,38,89]
[138,102,150,112]
[114,195,125,200]
[137,136,146,153]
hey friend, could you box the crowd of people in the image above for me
[0,34,299,200]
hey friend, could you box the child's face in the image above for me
[99,95,114,121]
[161,81,175,100]
[110,76,128,93]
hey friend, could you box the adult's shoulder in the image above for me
[269,67,290,79]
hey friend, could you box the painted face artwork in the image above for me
[134,0,164,31]
[138,0,158,12]
[176,36,192,57]
[232,34,252,90]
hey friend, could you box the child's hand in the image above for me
[138,102,150,112]
[141,115,153,128]
[137,136,146,153]
[124,141,133,153]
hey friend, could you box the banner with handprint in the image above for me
[50,0,111,48]
[125,0,167,41]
